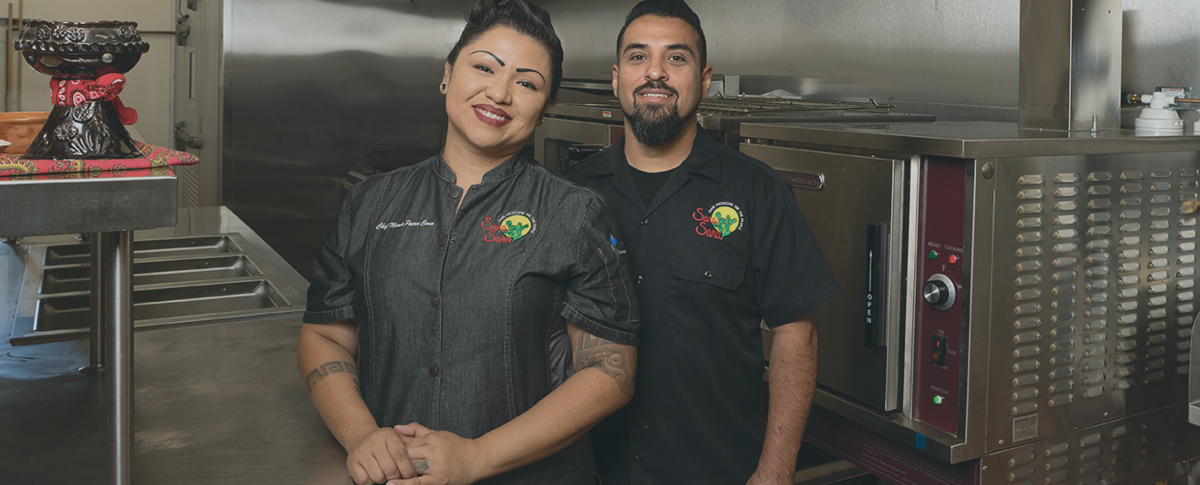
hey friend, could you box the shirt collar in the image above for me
[433,152,529,185]
[582,124,721,182]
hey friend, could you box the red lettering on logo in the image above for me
[480,216,514,243]
[696,222,723,240]
[693,208,723,240]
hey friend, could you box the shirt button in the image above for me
[431,296,440,307]
[704,270,713,279]
[633,455,642,465]
[636,276,644,285]
[428,366,439,377]
[639,219,649,227]
[449,236,456,244]
[439,236,448,246]
[470,186,478,192]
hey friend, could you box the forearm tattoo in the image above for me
[573,333,636,398]
[305,360,360,394]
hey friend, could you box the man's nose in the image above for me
[645,58,668,81]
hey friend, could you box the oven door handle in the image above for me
[864,223,889,349]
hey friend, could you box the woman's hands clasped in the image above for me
[384,423,487,485]
[345,427,419,485]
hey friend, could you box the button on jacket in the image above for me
[566,131,841,484]
[305,154,640,484]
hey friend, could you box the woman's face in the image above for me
[442,26,552,159]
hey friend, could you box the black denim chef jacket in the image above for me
[305,154,640,485]
[566,131,841,485]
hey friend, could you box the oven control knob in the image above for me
[923,274,956,311]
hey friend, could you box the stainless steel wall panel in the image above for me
[1018,0,1123,132]
[222,1,463,277]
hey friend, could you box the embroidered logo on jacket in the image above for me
[481,211,536,243]
[692,202,743,240]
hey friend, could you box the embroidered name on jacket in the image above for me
[375,220,436,230]
[692,202,744,240]
[481,211,536,243]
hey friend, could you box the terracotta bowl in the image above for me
[0,112,50,155]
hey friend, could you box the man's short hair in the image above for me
[616,0,707,68]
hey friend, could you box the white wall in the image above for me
[11,0,174,148]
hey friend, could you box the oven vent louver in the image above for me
[1005,166,1198,442]
[988,407,1200,485]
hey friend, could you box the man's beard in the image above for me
[623,81,695,146]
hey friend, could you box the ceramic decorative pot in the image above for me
[15,20,150,160]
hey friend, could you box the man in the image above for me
[564,1,841,484]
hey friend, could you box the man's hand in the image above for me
[386,426,486,485]
[345,427,417,485]
[746,469,792,485]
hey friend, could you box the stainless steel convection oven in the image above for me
[742,121,1200,485]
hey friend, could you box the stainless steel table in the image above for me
[0,170,177,485]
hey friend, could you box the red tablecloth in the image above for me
[0,141,198,177]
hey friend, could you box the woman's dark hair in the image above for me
[447,0,564,106]
[617,0,706,68]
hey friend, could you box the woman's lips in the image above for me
[473,104,512,127]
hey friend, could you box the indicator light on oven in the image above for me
[933,395,944,405]
[928,250,938,260]
[948,255,959,264]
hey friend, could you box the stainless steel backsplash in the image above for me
[221,0,1200,277]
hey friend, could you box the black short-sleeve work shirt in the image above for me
[566,131,841,484]
[305,154,640,485]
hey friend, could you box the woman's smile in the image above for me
[473,104,512,127]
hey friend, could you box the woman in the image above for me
[296,1,640,484]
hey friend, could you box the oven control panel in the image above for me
[913,157,967,436]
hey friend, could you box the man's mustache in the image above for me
[633,81,679,98]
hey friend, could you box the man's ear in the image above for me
[611,64,620,98]
[701,65,713,100]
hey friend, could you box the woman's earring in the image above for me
[440,83,447,91]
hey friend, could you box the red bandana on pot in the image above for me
[49,73,138,125]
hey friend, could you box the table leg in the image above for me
[103,231,134,485]
[81,232,106,373]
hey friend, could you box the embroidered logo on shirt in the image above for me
[375,220,436,230]
[692,202,743,240]
[481,211,536,243]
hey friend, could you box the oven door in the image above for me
[741,143,910,412]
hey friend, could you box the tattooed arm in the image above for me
[391,322,636,485]
[570,328,637,398]
[298,321,417,485]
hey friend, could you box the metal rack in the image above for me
[598,96,897,116]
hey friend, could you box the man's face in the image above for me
[613,15,712,146]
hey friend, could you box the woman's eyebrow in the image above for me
[516,68,546,83]
[470,50,505,66]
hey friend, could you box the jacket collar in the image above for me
[433,152,528,185]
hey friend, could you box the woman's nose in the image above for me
[486,80,512,105]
